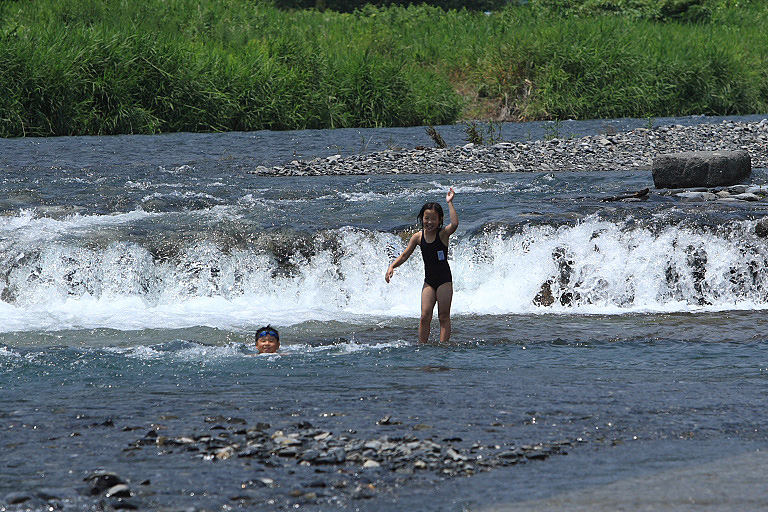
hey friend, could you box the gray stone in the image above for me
[84,471,126,495]
[498,449,524,459]
[300,449,320,461]
[727,185,749,194]
[755,217,768,238]
[326,447,346,463]
[652,150,751,188]
[676,191,717,202]
[277,446,300,457]
[732,193,760,201]
[105,484,132,498]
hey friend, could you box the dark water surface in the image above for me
[2,115,768,511]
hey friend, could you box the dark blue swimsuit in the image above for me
[420,229,452,290]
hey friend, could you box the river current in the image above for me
[2,116,768,511]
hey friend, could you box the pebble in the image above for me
[251,120,768,178]
[215,446,237,459]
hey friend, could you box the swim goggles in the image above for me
[256,329,279,340]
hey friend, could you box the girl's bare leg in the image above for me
[436,282,453,342]
[420,283,437,343]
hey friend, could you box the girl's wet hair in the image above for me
[417,202,444,227]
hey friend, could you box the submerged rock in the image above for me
[4,492,34,505]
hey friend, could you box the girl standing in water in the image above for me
[385,188,458,343]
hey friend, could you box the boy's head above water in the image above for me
[255,325,280,353]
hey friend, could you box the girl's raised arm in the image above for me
[443,188,459,237]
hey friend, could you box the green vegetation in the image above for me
[272,0,506,12]
[530,0,714,21]
[463,121,503,145]
[1,0,767,137]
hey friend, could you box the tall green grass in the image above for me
[1,0,767,137]
[0,0,462,136]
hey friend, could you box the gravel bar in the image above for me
[251,119,768,177]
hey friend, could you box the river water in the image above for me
[2,115,768,511]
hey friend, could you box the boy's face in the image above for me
[256,335,280,353]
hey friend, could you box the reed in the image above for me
[0,0,462,136]
[1,0,766,137]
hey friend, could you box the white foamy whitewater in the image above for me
[2,167,768,334]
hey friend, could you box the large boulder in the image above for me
[756,217,768,238]
[652,150,751,189]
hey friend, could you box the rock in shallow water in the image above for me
[676,191,718,202]
[732,193,760,201]
[84,471,127,495]
[755,217,768,238]
[652,150,751,188]
[105,484,132,498]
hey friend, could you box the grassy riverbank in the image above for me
[1,0,767,136]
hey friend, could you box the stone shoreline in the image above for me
[250,119,768,177]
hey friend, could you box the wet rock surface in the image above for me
[252,120,768,177]
[637,183,768,203]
